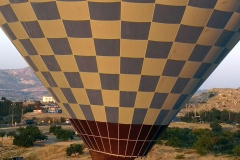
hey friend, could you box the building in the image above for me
[42,96,56,103]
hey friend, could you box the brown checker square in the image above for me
[24,56,38,71]
[63,103,77,119]
[153,4,185,24]
[21,21,44,38]
[172,94,189,110]
[188,45,212,62]
[31,1,60,20]
[47,87,60,102]
[134,92,154,108]
[120,39,147,58]
[188,0,217,8]
[8,22,28,39]
[102,90,119,107]
[138,75,160,92]
[120,57,143,74]
[0,4,18,22]
[175,25,204,43]
[86,89,103,105]
[146,41,172,58]
[2,23,16,40]
[48,38,72,55]
[132,108,147,124]
[207,10,233,29]
[150,93,168,109]
[80,105,94,121]
[100,73,119,90]
[236,4,240,13]
[31,39,53,55]
[80,72,101,89]
[88,2,120,20]
[162,60,185,77]
[105,107,118,123]
[64,72,83,88]
[41,55,61,71]
[63,20,92,38]
[121,1,154,22]
[179,61,201,78]
[121,21,151,40]
[39,20,66,38]
[120,91,137,107]
[214,48,230,64]
[154,110,169,125]
[193,63,212,78]
[9,0,28,3]
[94,39,120,56]
[168,42,194,61]
[61,88,77,103]
[171,78,191,94]
[215,30,235,47]
[123,0,155,3]
[19,39,38,55]
[75,56,98,72]
[148,23,179,42]
[91,20,120,39]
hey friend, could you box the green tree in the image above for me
[56,129,75,141]
[233,145,240,156]
[7,131,16,138]
[66,143,84,156]
[166,137,181,147]
[49,125,62,135]
[193,135,213,155]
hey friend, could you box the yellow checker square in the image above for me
[11,2,37,21]
[0,13,7,25]
[69,38,95,56]
[143,108,160,125]
[121,2,154,22]
[149,23,179,42]
[0,0,8,6]
[9,22,29,39]
[181,6,212,27]
[156,76,177,93]
[197,27,222,46]
[182,78,200,94]
[226,32,240,49]
[51,72,70,88]
[39,20,67,38]
[141,58,166,76]
[57,1,89,20]
[96,56,120,74]
[51,87,68,103]
[102,90,119,107]
[29,0,55,2]
[35,72,50,88]
[72,88,90,105]
[55,55,79,72]
[225,13,240,31]
[12,40,28,57]
[161,93,180,110]
[179,61,201,78]
[120,39,148,58]
[91,20,120,39]
[69,104,85,120]
[168,42,195,61]
[88,0,120,2]
[203,46,223,63]
[135,92,154,108]
[119,107,134,124]
[58,103,71,118]
[202,64,217,79]
[80,72,101,89]
[91,106,107,122]
[119,74,141,91]
[156,0,188,6]
[31,38,54,55]
[30,55,49,71]
[162,109,179,125]
[215,0,240,12]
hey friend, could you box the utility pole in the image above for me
[11,103,14,126]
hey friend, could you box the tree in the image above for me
[66,143,84,156]
[166,137,181,147]
[233,145,240,156]
[210,121,222,132]
[0,131,6,142]
[56,129,75,141]
[7,131,16,138]
[193,135,213,155]
[49,125,62,135]
[13,126,47,147]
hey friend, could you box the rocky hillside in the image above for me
[0,67,49,101]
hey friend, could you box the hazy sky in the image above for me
[0,29,240,90]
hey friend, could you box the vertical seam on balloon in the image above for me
[95,120,107,153]
[86,120,101,151]
[124,123,132,156]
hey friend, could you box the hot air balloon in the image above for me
[1,0,240,159]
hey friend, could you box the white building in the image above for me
[42,96,56,103]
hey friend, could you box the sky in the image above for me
[0,29,240,90]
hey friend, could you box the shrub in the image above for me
[60,117,66,123]
[56,129,75,141]
[175,154,185,159]
[0,131,6,142]
[233,145,240,156]
[49,125,62,135]
[166,137,181,147]
[193,135,213,155]
[66,143,84,156]
[210,121,222,132]
[7,131,16,138]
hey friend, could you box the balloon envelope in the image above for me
[1,0,240,159]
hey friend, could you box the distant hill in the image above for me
[0,67,49,101]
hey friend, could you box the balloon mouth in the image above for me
[69,119,168,159]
